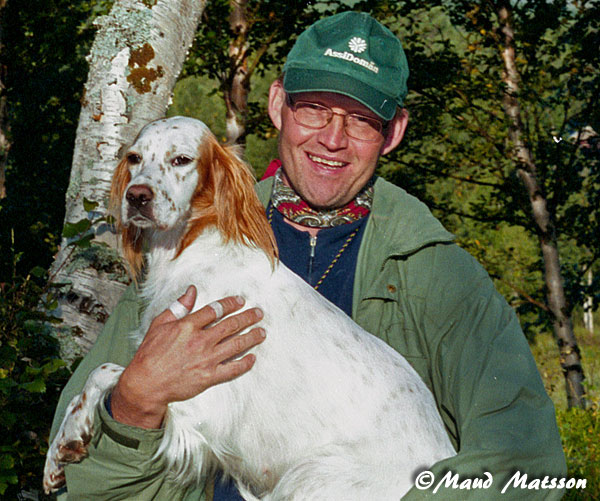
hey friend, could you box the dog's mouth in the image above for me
[126,206,156,228]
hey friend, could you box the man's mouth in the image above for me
[308,153,346,169]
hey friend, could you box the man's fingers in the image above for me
[169,300,189,320]
[177,285,197,310]
[190,296,247,325]
[213,327,266,363]
[153,286,197,326]
[210,307,264,342]
[212,353,257,386]
[206,300,225,320]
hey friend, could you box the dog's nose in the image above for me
[126,184,154,209]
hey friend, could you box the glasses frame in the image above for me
[286,95,387,143]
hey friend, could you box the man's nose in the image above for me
[317,113,348,150]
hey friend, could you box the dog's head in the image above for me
[110,116,277,278]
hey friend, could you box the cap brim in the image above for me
[284,68,398,121]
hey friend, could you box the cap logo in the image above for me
[348,37,367,53]
[323,39,379,74]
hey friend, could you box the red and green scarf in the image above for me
[264,160,374,228]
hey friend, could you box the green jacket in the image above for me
[51,177,566,500]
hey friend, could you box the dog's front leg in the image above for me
[43,363,124,494]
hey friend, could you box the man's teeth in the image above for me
[308,154,345,167]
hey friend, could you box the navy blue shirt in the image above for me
[214,205,368,500]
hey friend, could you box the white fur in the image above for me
[45,117,455,499]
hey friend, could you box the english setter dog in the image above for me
[44,116,455,499]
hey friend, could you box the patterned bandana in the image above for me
[270,165,374,228]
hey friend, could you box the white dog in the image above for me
[44,116,455,499]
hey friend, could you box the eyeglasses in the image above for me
[286,95,386,142]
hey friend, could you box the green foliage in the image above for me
[168,75,279,178]
[378,2,600,337]
[558,406,600,500]
[0,0,113,282]
[0,245,71,498]
[182,1,404,143]
[532,321,599,497]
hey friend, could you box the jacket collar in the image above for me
[256,175,454,259]
[367,177,454,259]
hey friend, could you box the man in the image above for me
[51,12,566,500]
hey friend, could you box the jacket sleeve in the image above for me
[401,246,567,500]
[50,284,207,501]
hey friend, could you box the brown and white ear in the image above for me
[110,155,144,279]
[210,137,278,264]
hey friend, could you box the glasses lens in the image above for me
[293,102,331,129]
[346,115,383,141]
[290,98,384,142]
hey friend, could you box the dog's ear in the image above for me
[110,155,144,280]
[183,134,278,265]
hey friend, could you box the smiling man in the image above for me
[50,11,566,500]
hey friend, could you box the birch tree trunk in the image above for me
[224,0,249,144]
[583,268,594,335]
[49,0,207,360]
[497,2,586,408]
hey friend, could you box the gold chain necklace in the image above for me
[268,204,359,290]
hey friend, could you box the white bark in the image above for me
[50,0,207,359]
[225,0,249,144]
[583,268,594,335]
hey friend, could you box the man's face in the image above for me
[268,80,408,209]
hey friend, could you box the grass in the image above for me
[531,325,600,411]
[530,318,600,500]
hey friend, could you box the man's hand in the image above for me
[111,286,265,429]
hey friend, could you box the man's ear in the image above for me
[381,108,409,156]
[268,80,285,131]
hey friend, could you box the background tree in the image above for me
[47,0,207,359]
[181,0,405,148]
[383,0,599,408]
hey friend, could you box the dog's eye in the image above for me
[172,155,193,167]
[127,153,141,164]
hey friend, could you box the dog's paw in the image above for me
[43,451,67,494]
[42,363,124,493]
[43,392,95,493]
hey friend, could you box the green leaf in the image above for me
[42,358,67,376]
[74,233,94,248]
[30,266,46,278]
[0,411,17,428]
[20,378,46,393]
[83,197,99,212]
[62,218,92,238]
[0,455,14,469]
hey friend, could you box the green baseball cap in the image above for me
[283,11,409,121]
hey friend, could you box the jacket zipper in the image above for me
[308,234,317,284]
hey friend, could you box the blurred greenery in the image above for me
[0,239,71,498]
[0,0,112,281]
[380,2,600,342]
[558,403,600,500]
